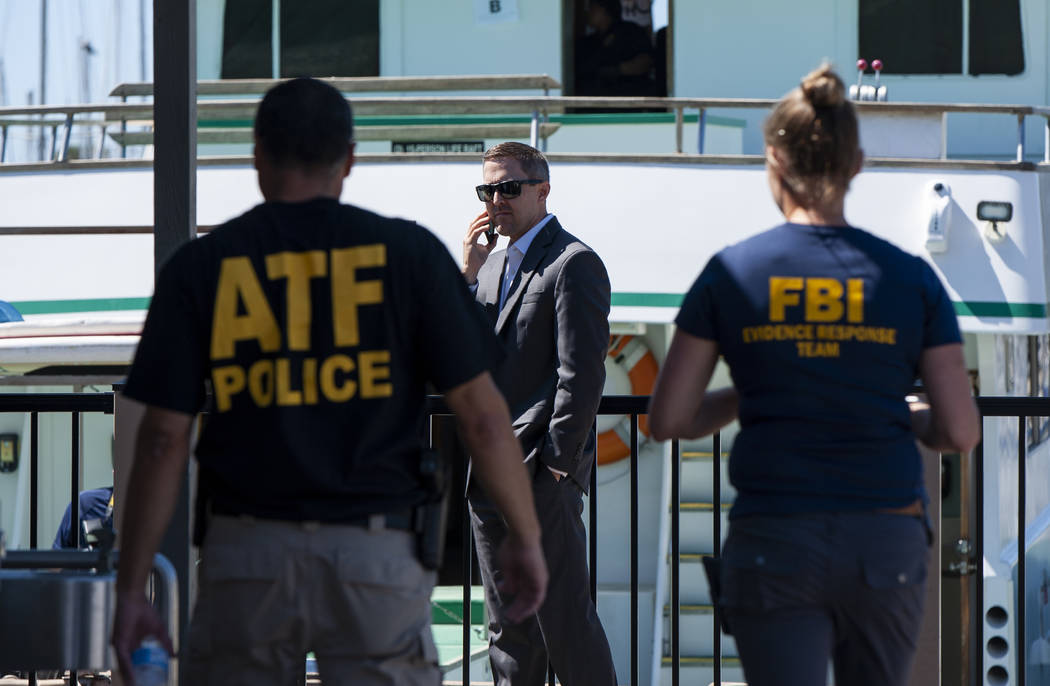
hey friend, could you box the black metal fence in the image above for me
[3,392,1050,686]
[0,393,113,551]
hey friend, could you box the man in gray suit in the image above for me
[461,142,617,686]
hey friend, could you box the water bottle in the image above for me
[130,637,169,686]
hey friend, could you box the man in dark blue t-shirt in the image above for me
[52,486,114,549]
[110,78,547,686]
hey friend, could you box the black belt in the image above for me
[210,505,416,532]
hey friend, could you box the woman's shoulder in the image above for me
[844,226,932,274]
[715,223,803,265]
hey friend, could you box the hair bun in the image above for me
[800,64,846,108]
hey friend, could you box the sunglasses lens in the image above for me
[476,180,528,201]
[501,180,522,198]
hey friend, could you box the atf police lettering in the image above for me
[209,245,392,411]
[739,276,898,359]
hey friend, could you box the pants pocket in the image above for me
[860,517,928,590]
[200,545,289,651]
[720,529,807,613]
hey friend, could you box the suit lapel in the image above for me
[495,218,560,334]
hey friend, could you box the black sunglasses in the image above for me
[475,179,545,202]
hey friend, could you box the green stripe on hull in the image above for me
[9,296,1049,319]
[611,292,685,308]
[953,301,1046,317]
[10,297,151,314]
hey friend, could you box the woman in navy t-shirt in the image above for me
[648,65,979,686]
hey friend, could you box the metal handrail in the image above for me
[109,74,563,98]
[3,95,1049,164]
[1,551,179,685]
[2,96,1042,121]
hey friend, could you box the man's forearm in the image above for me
[116,421,191,594]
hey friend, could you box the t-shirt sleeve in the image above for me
[123,245,208,414]
[413,229,503,392]
[675,256,722,341]
[919,259,962,348]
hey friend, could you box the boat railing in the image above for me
[1,79,1049,167]
[108,74,564,98]
[0,551,178,685]
[1,391,1048,686]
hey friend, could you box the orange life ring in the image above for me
[596,335,659,466]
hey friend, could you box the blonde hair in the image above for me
[763,64,861,208]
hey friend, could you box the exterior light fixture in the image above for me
[977,201,1013,243]
[0,434,18,473]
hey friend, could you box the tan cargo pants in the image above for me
[184,515,439,686]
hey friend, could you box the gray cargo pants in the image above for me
[184,515,439,686]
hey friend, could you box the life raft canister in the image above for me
[596,334,658,465]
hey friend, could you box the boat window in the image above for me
[567,0,670,98]
[859,0,1023,76]
[969,0,1024,76]
[221,0,379,79]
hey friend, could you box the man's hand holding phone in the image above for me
[462,211,499,285]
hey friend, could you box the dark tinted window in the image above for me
[220,0,379,79]
[859,0,961,74]
[221,0,272,79]
[970,0,1024,75]
[281,1,379,77]
[859,0,1024,76]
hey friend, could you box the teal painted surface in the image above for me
[10,296,1049,319]
[11,297,151,314]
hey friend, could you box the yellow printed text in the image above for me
[796,341,840,357]
[209,246,387,360]
[211,350,393,412]
[768,276,865,323]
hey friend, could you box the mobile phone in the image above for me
[484,219,497,244]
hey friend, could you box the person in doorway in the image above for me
[647,64,980,686]
[575,0,656,99]
[110,78,548,686]
[461,141,617,686]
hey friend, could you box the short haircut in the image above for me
[482,141,550,182]
[254,77,354,169]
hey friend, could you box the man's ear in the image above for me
[537,181,551,204]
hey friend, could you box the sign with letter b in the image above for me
[475,0,518,23]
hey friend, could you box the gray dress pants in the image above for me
[469,462,617,686]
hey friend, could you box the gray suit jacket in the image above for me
[475,217,610,491]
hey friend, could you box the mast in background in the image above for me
[140,0,147,82]
[37,0,47,160]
